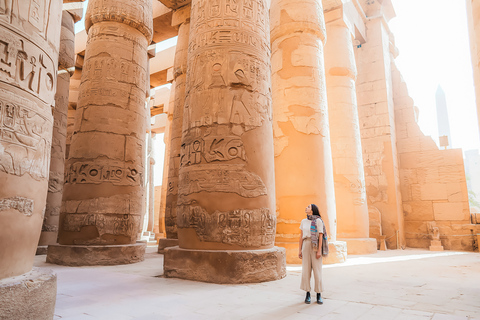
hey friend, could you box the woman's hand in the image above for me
[316,250,321,259]
[298,251,303,259]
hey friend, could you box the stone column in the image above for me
[0,0,62,318]
[158,5,190,253]
[467,0,480,139]
[356,0,405,249]
[47,0,153,266]
[36,10,77,255]
[324,8,377,255]
[156,89,174,240]
[148,144,155,233]
[270,0,347,264]
[164,0,286,283]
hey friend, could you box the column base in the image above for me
[323,241,348,264]
[158,238,179,254]
[46,242,146,266]
[275,241,302,264]
[429,240,444,251]
[0,268,56,320]
[36,246,48,255]
[164,246,286,284]
[338,238,378,255]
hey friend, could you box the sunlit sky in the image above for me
[390,0,479,152]
[74,1,480,185]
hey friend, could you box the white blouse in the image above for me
[300,218,324,239]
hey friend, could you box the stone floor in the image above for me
[34,247,480,320]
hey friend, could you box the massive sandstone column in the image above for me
[47,0,153,266]
[0,0,62,318]
[324,6,377,255]
[37,10,78,255]
[158,4,191,252]
[270,0,347,264]
[164,0,286,283]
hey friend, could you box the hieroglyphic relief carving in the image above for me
[81,55,147,90]
[184,49,271,134]
[179,164,267,198]
[65,161,143,186]
[0,196,34,216]
[0,26,56,105]
[180,130,247,166]
[61,213,139,244]
[0,89,51,180]
[177,204,275,247]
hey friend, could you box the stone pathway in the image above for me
[34,247,480,320]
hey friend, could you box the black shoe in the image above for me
[305,292,311,304]
[316,293,323,305]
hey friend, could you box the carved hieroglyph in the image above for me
[325,16,370,239]
[57,0,153,246]
[0,0,62,279]
[270,0,338,262]
[176,0,276,250]
[39,10,77,247]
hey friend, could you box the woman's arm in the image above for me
[299,230,303,259]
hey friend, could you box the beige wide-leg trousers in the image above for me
[300,238,323,293]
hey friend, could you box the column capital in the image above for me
[63,0,86,23]
[324,1,366,44]
[271,0,327,44]
[171,4,191,27]
[85,0,154,42]
[157,0,191,10]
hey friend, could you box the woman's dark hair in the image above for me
[311,204,320,216]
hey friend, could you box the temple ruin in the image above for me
[1,0,480,318]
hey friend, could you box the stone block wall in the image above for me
[355,17,405,249]
[392,63,478,251]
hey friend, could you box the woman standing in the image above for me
[299,204,327,304]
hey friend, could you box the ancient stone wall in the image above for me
[392,63,478,251]
[355,6,405,249]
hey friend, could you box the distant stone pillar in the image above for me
[158,6,190,253]
[147,137,155,233]
[47,0,153,266]
[156,89,175,240]
[36,11,76,255]
[164,0,286,283]
[270,0,346,264]
[324,12,377,255]
[467,0,480,139]
[0,0,62,318]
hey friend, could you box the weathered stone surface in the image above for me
[39,10,77,250]
[323,241,348,264]
[0,0,62,280]
[164,246,286,284]
[0,268,56,320]
[339,238,378,255]
[163,0,285,282]
[55,0,153,250]
[157,238,179,253]
[271,0,341,263]
[46,242,146,266]
[163,10,190,241]
[325,6,374,254]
